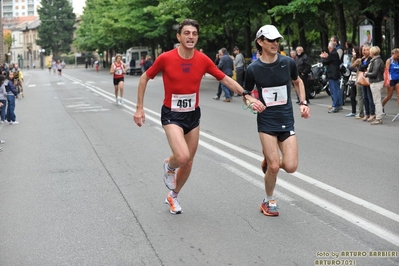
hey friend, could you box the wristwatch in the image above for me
[300,101,308,106]
[242,90,251,97]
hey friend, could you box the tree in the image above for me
[37,0,76,56]
[3,31,14,59]
[73,0,398,60]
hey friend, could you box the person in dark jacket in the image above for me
[358,45,375,121]
[213,53,223,100]
[320,42,342,113]
[143,55,153,71]
[218,48,234,102]
[295,46,312,103]
[4,71,19,124]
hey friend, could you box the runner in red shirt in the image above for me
[133,19,266,214]
[110,54,126,104]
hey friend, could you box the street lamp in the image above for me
[39,49,45,70]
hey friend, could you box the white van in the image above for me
[126,47,149,75]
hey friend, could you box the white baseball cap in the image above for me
[255,25,284,40]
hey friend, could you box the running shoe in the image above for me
[259,200,279,216]
[119,99,124,105]
[0,140,5,144]
[261,149,267,173]
[163,159,176,190]
[115,98,118,104]
[165,191,182,214]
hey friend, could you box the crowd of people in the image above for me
[0,63,25,151]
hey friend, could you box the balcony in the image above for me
[3,0,13,6]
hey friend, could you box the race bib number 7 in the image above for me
[261,85,288,106]
[171,93,196,112]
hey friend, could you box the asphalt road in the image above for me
[0,66,398,266]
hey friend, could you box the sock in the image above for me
[166,162,176,172]
[170,190,178,198]
[265,196,274,202]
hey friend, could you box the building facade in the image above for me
[2,0,84,18]
[2,0,40,18]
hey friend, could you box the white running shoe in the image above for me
[10,121,19,125]
[116,98,119,104]
[119,99,124,105]
[163,159,176,190]
[165,191,182,214]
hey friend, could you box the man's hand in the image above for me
[251,100,266,113]
[300,105,310,118]
[243,95,266,113]
[133,109,145,127]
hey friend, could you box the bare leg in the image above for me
[382,86,393,107]
[163,125,199,193]
[260,133,298,197]
[119,81,124,98]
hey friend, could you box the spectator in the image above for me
[290,50,297,60]
[0,74,6,124]
[129,59,135,75]
[278,45,287,56]
[345,41,354,67]
[213,53,223,100]
[347,46,363,117]
[365,46,385,125]
[320,42,342,113]
[330,36,344,63]
[233,46,245,92]
[217,48,234,102]
[295,46,312,103]
[290,49,300,103]
[140,56,145,74]
[358,45,375,122]
[5,71,19,124]
[143,55,153,71]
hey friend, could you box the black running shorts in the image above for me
[390,79,399,87]
[161,105,201,135]
[261,130,296,142]
[113,77,124,86]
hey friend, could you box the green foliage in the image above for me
[37,0,76,56]
[3,32,14,52]
[74,0,396,58]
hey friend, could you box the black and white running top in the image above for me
[245,54,299,132]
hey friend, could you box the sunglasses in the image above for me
[265,38,281,43]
